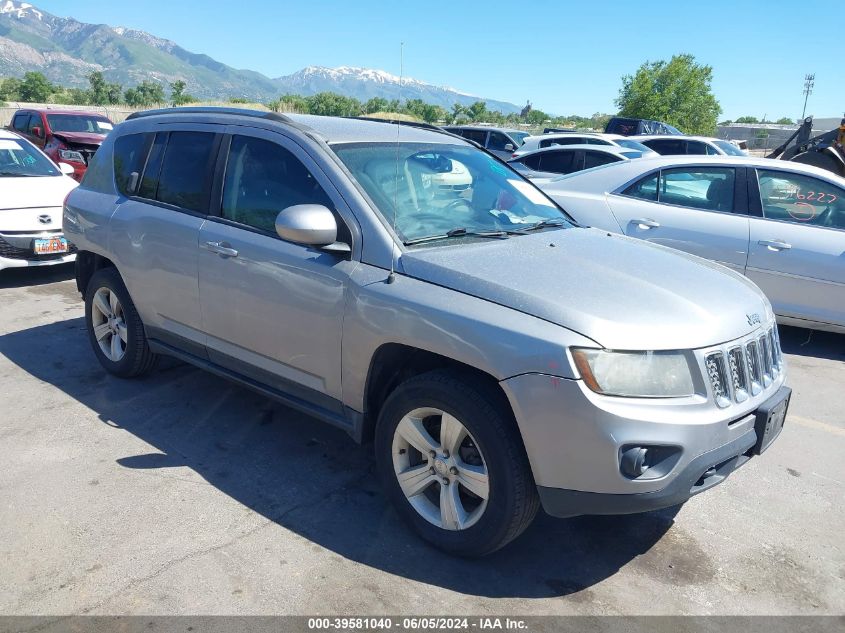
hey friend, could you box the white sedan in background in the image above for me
[632,135,748,156]
[535,155,845,333]
[512,132,657,159]
[0,129,78,272]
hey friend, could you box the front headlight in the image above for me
[571,348,695,398]
[59,149,85,163]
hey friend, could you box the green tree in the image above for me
[305,92,361,117]
[124,80,165,107]
[615,54,721,135]
[364,97,389,114]
[269,93,309,113]
[467,101,487,122]
[169,80,197,106]
[18,72,54,102]
[735,115,759,123]
[775,117,794,125]
[0,77,22,101]
[88,71,108,105]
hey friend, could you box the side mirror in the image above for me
[504,143,515,152]
[31,126,43,138]
[58,162,75,176]
[275,204,349,253]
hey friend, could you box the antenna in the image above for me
[387,42,403,285]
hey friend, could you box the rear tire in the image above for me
[84,267,157,378]
[375,370,539,556]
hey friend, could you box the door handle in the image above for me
[632,218,660,229]
[758,239,792,251]
[204,241,239,258]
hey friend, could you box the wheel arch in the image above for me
[360,343,515,444]
[75,251,117,296]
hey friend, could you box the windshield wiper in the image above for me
[0,171,39,177]
[524,219,568,232]
[404,227,522,246]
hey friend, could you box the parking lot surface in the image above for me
[1,265,843,616]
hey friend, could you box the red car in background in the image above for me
[7,109,114,181]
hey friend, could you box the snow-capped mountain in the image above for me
[275,66,520,113]
[0,1,521,113]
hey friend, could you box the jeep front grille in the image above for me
[705,325,783,407]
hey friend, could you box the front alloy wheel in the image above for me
[376,370,539,556]
[392,407,489,531]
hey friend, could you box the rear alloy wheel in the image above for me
[376,370,539,556]
[84,267,157,378]
[90,287,128,363]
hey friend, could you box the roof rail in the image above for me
[348,116,476,146]
[125,106,294,123]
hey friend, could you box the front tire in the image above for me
[375,370,539,556]
[84,267,157,378]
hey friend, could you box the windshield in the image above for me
[615,139,653,152]
[332,142,570,243]
[714,140,747,156]
[0,137,60,177]
[508,131,530,146]
[46,114,114,135]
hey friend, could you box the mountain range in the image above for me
[0,1,522,113]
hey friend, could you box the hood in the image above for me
[0,175,78,214]
[52,131,106,145]
[400,228,770,350]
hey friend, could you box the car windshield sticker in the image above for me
[98,122,114,130]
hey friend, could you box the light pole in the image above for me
[801,73,815,120]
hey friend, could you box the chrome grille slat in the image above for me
[727,347,749,402]
[705,352,731,408]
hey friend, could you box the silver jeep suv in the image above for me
[64,108,790,556]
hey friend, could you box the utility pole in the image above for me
[801,73,815,119]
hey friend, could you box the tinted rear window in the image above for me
[113,133,149,196]
[147,132,217,212]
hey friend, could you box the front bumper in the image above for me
[501,365,789,517]
[538,426,756,517]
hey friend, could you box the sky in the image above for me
[30,0,844,120]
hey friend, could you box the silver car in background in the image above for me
[537,155,845,333]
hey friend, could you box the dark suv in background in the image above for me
[7,108,114,181]
[605,117,682,136]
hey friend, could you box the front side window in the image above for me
[685,141,709,155]
[0,136,60,177]
[332,142,568,243]
[221,135,333,233]
[27,115,43,136]
[757,169,845,230]
[486,132,512,152]
[660,167,735,212]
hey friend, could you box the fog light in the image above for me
[621,446,650,477]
